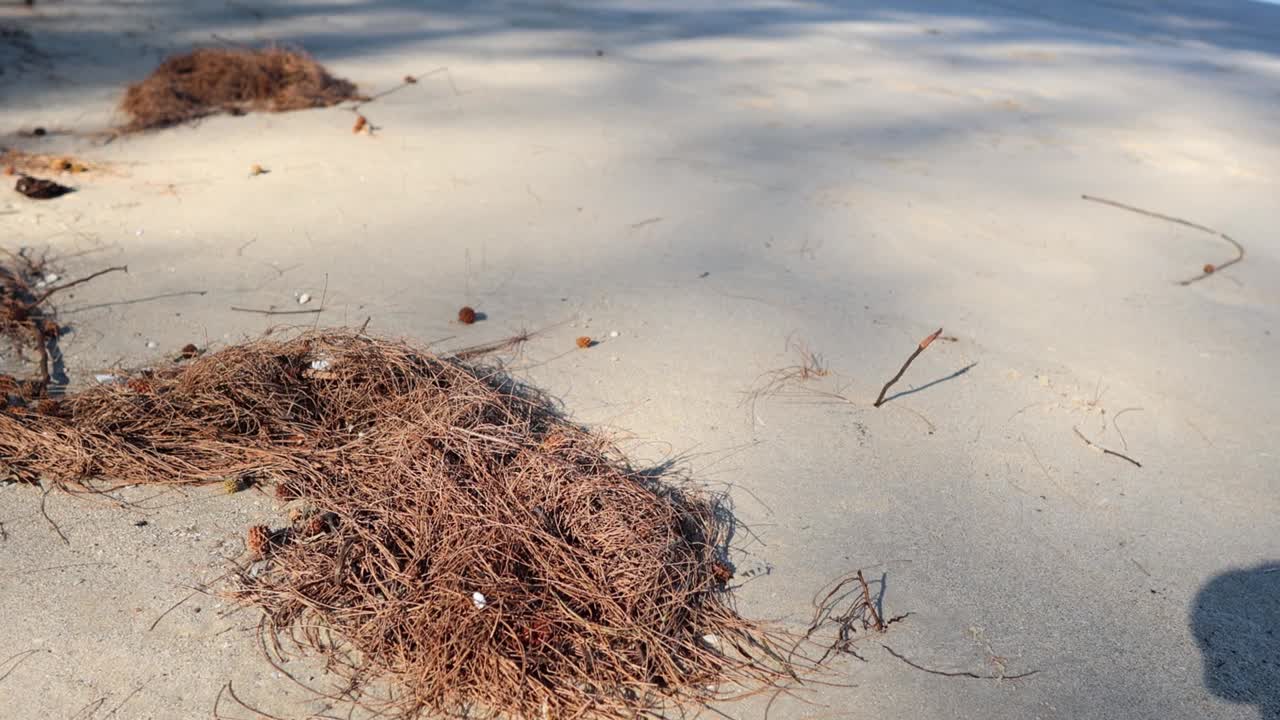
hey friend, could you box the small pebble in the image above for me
[135,229,144,236]
[297,293,312,305]
[145,340,158,349]
[43,273,59,284]
[472,591,488,610]
[609,330,619,338]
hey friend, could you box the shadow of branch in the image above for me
[881,361,977,405]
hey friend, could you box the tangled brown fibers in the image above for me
[0,331,799,718]
[120,48,361,131]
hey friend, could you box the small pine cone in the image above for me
[34,399,63,417]
[246,525,273,557]
[303,515,328,536]
[710,561,733,585]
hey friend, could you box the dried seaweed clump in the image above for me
[120,47,361,131]
[0,331,794,718]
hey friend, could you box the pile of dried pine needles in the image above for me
[120,47,361,131]
[0,330,802,718]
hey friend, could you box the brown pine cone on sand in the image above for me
[247,525,273,557]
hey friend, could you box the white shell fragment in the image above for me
[297,293,312,305]
[471,591,488,610]
[94,374,123,385]
[310,359,331,371]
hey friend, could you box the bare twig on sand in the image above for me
[1081,195,1245,285]
[880,644,1038,680]
[148,589,199,631]
[1112,407,1143,451]
[0,648,45,684]
[230,306,322,316]
[213,681,286,720]
[1073,426,1142,468]
[354,67,453,108]
[39,483,69,544]
[874,328,943,408]
[447,329,533,361]
[348,67,457,134]
[32,266,128,306]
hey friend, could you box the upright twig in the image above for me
[856,570,884,632]
[312,273,328,331]
[874,328,943,408]
[1081,195,1245,285]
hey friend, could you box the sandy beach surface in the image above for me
[1,1,1277,718]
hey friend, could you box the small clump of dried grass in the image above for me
[120,47,362,131]
[0,330,800,718]
[2,149,95,175]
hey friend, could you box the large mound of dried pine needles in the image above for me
[121,47,361,131]
[0,330,802,718]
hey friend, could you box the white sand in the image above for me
[2,1,1277,718]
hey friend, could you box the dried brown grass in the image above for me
[0,330,801,718]
[2,149,95,175]
[120,47,361,131]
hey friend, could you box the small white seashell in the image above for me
[297,293,312,305]
[471,591,488,610]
